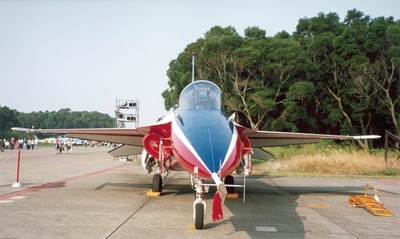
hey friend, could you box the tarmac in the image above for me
[0,146,399,239]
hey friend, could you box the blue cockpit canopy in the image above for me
[179,80,224,111]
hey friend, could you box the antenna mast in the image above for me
[192,52,195,82]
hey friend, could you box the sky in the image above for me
[1,0,399,127]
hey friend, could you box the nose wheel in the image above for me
[192,173,207,230]
[194,203,205,229]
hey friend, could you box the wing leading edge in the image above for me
[234,124,381,148]
[12,120,172,147]
[12,127,144,146]
[12,121,172,158]
[233,124,380,160]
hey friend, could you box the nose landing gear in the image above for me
[191,173,207,229]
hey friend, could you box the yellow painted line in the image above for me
[1,158,118,177]
[307,204,330,208]
[0,165,68,178]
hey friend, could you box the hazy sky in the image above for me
[1,0,399,126]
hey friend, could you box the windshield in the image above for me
[179,80,224,111]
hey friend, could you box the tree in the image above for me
[293,9,395,149]
[372,19,400,136]
[0,106,20,138]
[280,81,317,132]
[162,10,399,150]
[13,109,114,130]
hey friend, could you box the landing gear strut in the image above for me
[191,172,207,229]
[193,185,207,229]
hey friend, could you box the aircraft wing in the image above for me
[108,144,143,157]
[252,148,275,160]
[236,125,381,148]
[12,127,144,146]
[12,122,172,147]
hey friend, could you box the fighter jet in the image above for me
[12,80,380,229]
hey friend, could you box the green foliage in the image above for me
[383,168,399,176]
[0,106,21,139]
[163,9,400,148]
[0,107,114,139]
[251,158,265,166]
[244,26,266,39]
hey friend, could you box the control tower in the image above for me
[115,98,139,128]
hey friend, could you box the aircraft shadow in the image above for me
[211,175,306,237]
[89,171,395,238]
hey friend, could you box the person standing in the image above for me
[55,136,60,154]
[0,139,5,152]
[5,140,9,150]
[14,139,19,150]
[27,138,31,150]
[66,138,72,154]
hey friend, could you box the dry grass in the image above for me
[252,144,400,177]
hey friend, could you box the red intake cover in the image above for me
[240,135,251,156]
[143,133,171,159]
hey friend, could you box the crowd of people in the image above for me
[0,137,116,154]
[0,138,38,152]
[54,136,72,154]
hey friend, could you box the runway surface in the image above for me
[1,146,399,239]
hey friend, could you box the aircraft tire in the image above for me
[225,175,235,194]
[152,174,162,193]
[195,203,204,229]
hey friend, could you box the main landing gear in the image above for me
[152,174,162,193]
[144,154,169,196]
[146,173,163,197]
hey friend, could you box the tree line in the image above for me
[162,9,399,149]
[0,106,114,139]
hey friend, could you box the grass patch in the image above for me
[382,168,400,176]
[252,142,400,177]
